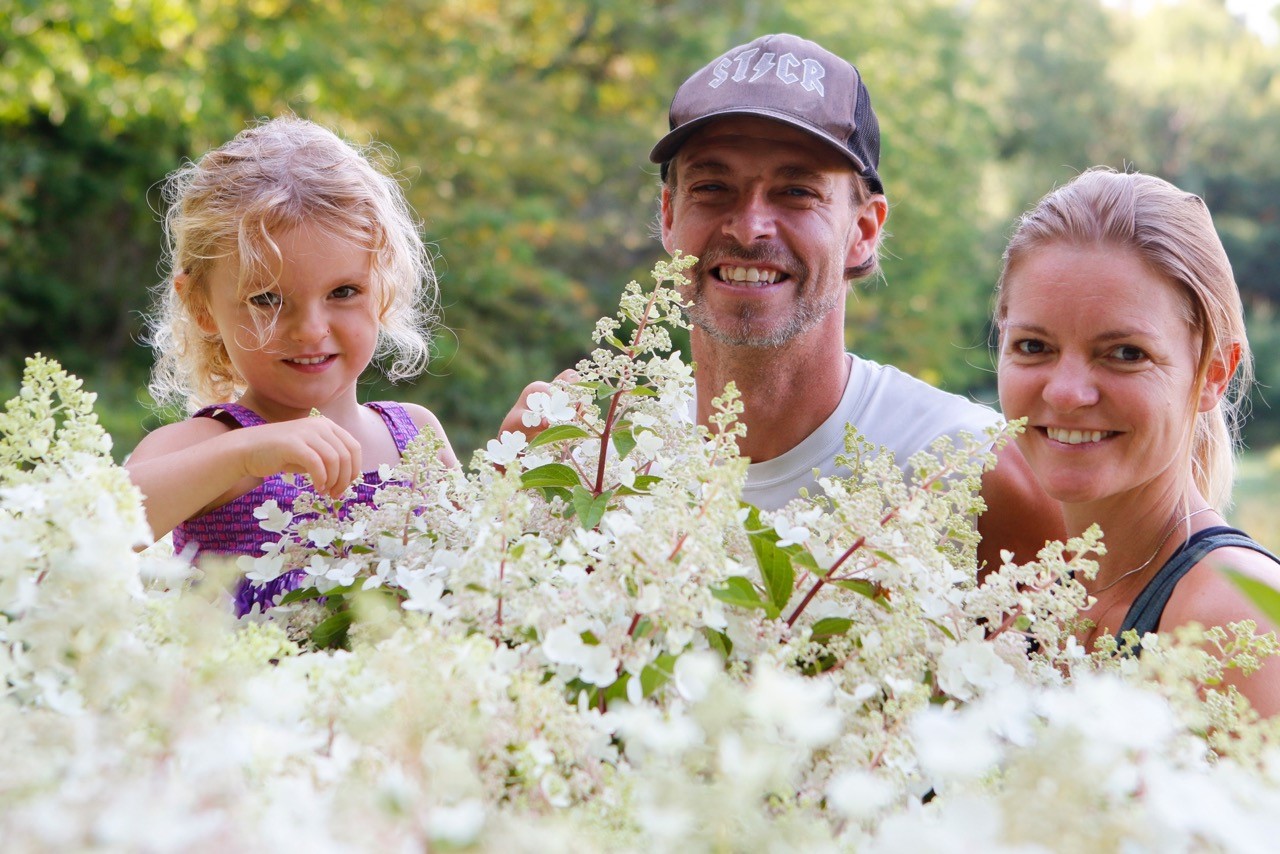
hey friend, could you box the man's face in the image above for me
[660,117,878,348]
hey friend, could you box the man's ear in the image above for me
[176,272,216,336]
[845,195,888,271]
[1199,341,1242,412]
[659,185,676,255]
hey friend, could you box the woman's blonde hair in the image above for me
[148,115,436,411]
[995,167,1252,511]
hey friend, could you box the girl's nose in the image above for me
[288,304,329,343]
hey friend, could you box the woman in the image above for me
[995,167,1280,715]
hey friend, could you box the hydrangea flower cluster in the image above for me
[4,259,1280,849]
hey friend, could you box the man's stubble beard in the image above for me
[683,244,845,349]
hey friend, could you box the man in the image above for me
[509,33,1061,569]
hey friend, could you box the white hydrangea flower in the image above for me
[252,499,293,533]
[484,431,528,466]
[521,389,575,427]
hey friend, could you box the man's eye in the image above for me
[785,187,817,198]
[248,292,281,307]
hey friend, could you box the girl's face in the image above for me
[200,224,378,420]
[997,242,1208,510]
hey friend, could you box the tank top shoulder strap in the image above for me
[1119,526,1279,639]
[190,402,267,428]
[364,401,420,453]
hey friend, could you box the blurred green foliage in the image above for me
[3,0,1279,459]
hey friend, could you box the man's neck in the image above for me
[692,322,851,463]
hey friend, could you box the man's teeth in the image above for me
[1046,427,1112,445]
[718,266,779,286]
[289,356,330,365]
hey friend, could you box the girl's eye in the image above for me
[331,284,359,299]
[1013,338,1046,356]
[248,291,281,308]
[1111,344,1147,363]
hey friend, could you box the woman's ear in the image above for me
[1199,341,1242,412]
[176,272,217,336]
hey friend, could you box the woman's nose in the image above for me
[1042,358,1100,411]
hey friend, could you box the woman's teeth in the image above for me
[1046,427,1112,445]
[718,266,779,286]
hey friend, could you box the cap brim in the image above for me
[648,107,868,175]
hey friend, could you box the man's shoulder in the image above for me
[849,354,1000,427]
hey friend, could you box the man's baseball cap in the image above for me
[649,33,883,195]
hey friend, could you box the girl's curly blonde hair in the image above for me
[147,115,436,411]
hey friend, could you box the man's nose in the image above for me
[722,188,777,245]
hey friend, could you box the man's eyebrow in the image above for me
[777,164,829,183]
[681,159,731,177]
[681,160,834,184]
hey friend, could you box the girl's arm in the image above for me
[125,416,362,539]
[403,402,460,468]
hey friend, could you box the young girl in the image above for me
[127,115,457,615]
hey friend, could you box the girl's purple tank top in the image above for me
[171,402,419,616]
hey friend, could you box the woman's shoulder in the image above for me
[1163,535,1280,634]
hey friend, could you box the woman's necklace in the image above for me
[1088,507,1216,598]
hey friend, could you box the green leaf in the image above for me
[277,585,323,605]
[527,424,591,449]
[611,428,637,460]
[1225,569,1280,627]
[571,486,612,529]
[602,674,630,705]
[712,576,775,617]
[520,463,582,489]
[627,385,660,397]
[748,528,795,613]
[616,474,662,496]
[541,486,573,506]
[640,653,677,697]
[809,617,855,642]
[829,578,892,610]
[702,627,734,659]
[310,610,353,649]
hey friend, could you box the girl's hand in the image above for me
[499,368,580,441]
[235,417,363,499]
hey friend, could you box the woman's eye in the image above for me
[248,291,281,308]
[332,285,359,299]
[1111,345,1147,362]
[1013,339,1046,355]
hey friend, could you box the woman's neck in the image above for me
[1063,483,1220,589]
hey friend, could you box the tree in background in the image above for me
[2,0,1278,454]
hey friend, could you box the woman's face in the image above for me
[997,242,1205,509]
